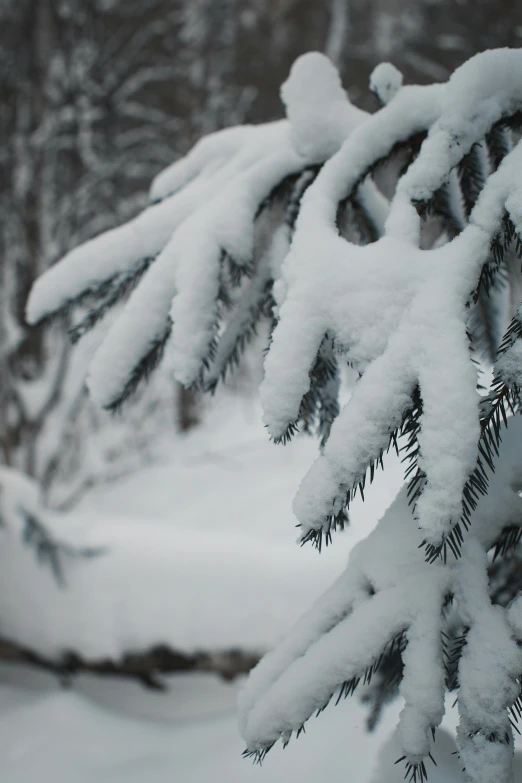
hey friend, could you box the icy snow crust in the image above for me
[26,48,522,779]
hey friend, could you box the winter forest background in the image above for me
[2,2,522,782]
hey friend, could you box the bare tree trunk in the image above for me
[176,384,200,433]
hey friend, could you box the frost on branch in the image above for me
[27,47,522,781]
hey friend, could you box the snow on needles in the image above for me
[239,488,449,761]
[280,52,368,161]
[26,53,372,408]
[240,418,522,768]
[262,49,522,551]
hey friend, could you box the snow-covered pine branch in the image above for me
[240,416,522,782]
[27,53,385,411]
[28,48,522,782]
[0,468,103,587]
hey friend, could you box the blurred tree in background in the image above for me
[0,0,190,504]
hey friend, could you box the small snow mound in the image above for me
[370,62,403,105]
[280,52,349,161]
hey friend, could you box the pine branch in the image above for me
[243,630,407,764]
[369,131,426,181]
[362,644,404,731]
[472,213,520,304]
[499,111,522,134]
[104,319,172,412]
[256,166,319,222]
[509,687,522,736]
[336,131,426,238]
[284,167,321,231]
[300,387,422,552]
[425,399,510,564]
[297,334,340,447]
[489,553,522,608]
[394,756,435,783]
[221,251,256,289]
[69,255,154,342]
[412,110,522,226]
[204,169,319,394]
[491,525,522,561]
[468,286,507,365]
[35,255,154,329]
[20,509,104,587]
[425,310,522,563]
[414,180,464,239]
[352,198,381,244]
[204,280,273,393]
[441,627,469,691]
[497,306,522,358]
[458,142,487,219]
[486,124,512,172]
[401,386,425,509]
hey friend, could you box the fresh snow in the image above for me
[0,665,519,783]
[0,665,400,783]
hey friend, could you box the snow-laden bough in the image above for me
[27,47,522,782]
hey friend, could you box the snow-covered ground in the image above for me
[0,664,394,783]
[0,389,405,659]
[3,389,517,781]
[1,663,519,782]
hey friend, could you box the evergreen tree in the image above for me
[27,49,522,782]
